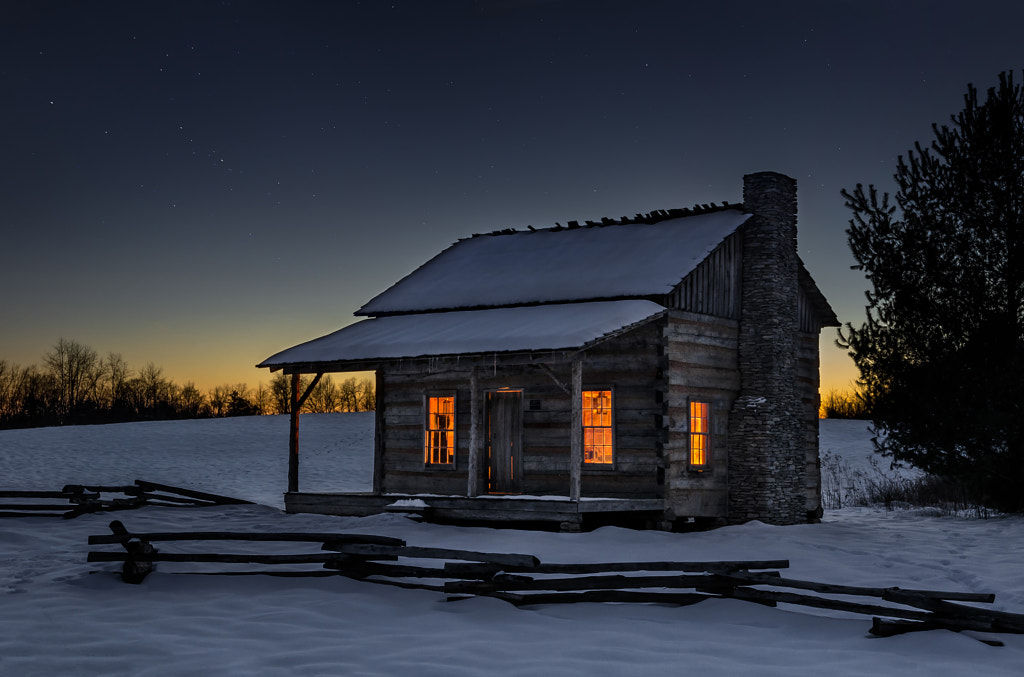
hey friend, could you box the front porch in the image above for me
[285,492,665,531]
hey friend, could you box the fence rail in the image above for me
[1,480,250,518]
[86,519,1024,643]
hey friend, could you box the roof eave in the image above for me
[797,259,841,328]
[258,348,585,374]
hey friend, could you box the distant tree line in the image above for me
[0,338,374,430]
[818,388,871,420]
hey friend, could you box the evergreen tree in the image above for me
[839,71,1024,511]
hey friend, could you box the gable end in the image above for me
[668,231,743,319]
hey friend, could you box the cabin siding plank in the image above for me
[376,318,664,499]
[661,311,740,519]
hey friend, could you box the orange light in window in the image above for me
[690,401,709,467]
[425,396,455,465]
[583,390,613,464]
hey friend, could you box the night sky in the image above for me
[3,0,1022,392]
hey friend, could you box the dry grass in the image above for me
[820,450,990,517]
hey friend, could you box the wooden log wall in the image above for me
[573,318,663,499]
[376,319,664,500]
[797,283,819,334]
[796,331,823,518]
[662,310,741,520]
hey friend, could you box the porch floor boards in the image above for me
[285,492,663,526]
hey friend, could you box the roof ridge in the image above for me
[470,201,744,238]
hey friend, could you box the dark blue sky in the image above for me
[3,0,1021,389]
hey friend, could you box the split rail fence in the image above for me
[1,480,250,518]
[87,520,1024,643]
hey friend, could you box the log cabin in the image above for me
[258,171,839,530]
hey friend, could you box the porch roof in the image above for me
[258,300,665,369]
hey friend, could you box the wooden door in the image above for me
[487,390,523,494]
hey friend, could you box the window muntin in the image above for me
[582,389,613,465]
[689,401,710,467]
[425,395,455,465]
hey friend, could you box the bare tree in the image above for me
[307,375,339,413]
[177,381,207,417]
[268,372,307,414]
[0,360,15,419]
[208,384,231,417]
[358,377,376,412]
[252,382,270,415]
[102,352,131,410]
[138,363,172,411]
[0,360,27,421]
[43,338,100,421]
[232,383,251,402]
[336,377,358,412]
[120,376,145,415]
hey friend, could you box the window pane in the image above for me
[582,390,613,465]
[689,401,710,467]
[690,434,706,466]
[690,401,708,432]
[425,396,455,465]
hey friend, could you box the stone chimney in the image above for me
[727,172,805,524]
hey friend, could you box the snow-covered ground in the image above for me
[1,415,1021,676]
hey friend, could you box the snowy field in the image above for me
[1,415,1022,676]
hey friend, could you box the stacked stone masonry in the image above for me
[727,172,808,525]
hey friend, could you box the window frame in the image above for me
[581,387,615,468]
[688,399,711,470]
[423,391,457,469]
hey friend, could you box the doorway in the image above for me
[487,390,523,494]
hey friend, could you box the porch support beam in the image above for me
[537,363,571,397]
[372,370,384,494]
[570,359,583,502]
[288,372,323,494]
[467,367,481,497]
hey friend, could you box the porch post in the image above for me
[372,370,384,494]
[570,359,582,502]
[288,372,301,493]
[467,367,481,496]
[287,371,323,494]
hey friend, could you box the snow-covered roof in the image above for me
[357,209,750,316]
[259,300,665,368]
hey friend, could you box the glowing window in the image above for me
[425,395,455,465]
[582,390,613,464]
[689,401,710,467]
